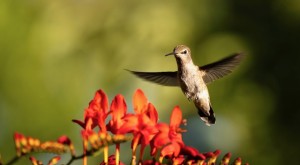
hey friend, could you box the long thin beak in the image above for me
[165,52,175,56]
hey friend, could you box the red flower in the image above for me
[119,89,159,160]
[10,89,248,165]
[151,106,185,161]
[107,94,127,134]
[72,90,109,165]
[73,89,109,133]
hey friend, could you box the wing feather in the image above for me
[200,53,244,84]
[126,70,179,86]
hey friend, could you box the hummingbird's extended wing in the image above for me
[200,53,244,84]
[126,69,179,86]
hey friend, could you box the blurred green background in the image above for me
[1,0,300,164]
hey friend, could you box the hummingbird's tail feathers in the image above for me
[197,106,216,126]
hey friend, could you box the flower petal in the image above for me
[152,124,170,147]
[147,103,158,123]
[180,145,206,160]
[160,142,181,158]
[110,94,127,121]
[133,89,148,114]
[72,119,85,128]
[118,114,138,133]
[170,106,182,128]
[89,89,109,114]
[108,94,127,134]
[97,89,109,114]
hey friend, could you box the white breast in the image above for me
[179,64,205,100]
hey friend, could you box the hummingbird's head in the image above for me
[165,45,193,63]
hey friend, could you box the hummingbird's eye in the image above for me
[182,50,187,54]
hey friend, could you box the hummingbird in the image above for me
[127,45,244,126]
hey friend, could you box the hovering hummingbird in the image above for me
[127,45,244,126]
